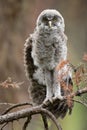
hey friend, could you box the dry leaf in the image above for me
[0,77,23,88]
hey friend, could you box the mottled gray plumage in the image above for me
[24,9,73,118]
[31,9,67,101]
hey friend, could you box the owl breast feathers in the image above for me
[31,29,67,70]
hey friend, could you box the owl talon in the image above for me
[43,97,53,105]
[53,95,63,101]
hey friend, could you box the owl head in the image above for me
[36,9,65,32]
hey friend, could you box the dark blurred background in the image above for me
[0,0,87,130]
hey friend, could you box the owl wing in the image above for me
[24,35,46,105]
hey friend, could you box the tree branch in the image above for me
[2,102,33,115]
[0,86,87,130]
[0,106,61,130]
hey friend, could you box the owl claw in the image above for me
[53,95,63,101]
[43,97,53,105]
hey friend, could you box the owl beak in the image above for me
[48,21,52,28]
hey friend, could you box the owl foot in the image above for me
[43,97,53,105]
[53,95,63,101]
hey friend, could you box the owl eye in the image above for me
[42,16,48,22]
[53,16,58,22]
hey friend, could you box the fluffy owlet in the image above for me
[24,9,73,118]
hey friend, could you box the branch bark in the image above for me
[0,106,61,130]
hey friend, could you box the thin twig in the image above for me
[41,108,62,130]
[23,116,31,130]
[68,86,87,98]
[41,114,48,130]
[73,99,87,107]
[0,122,8,130]
[2,102,33,115]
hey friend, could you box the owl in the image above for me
[31,9,68,101]
[24,9,72,102]
[24,9,73,118]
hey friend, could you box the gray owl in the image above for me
[31,9,67,101]
[24,9,73,118]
